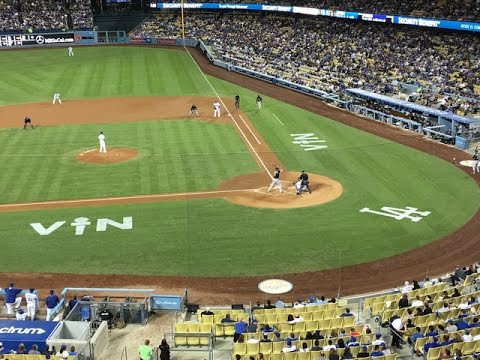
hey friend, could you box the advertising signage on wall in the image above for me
[150,2,480,32]
[0,33,75,47]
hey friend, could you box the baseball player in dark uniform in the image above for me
[23,117,34,129]
[267,165,282,193]
[296,170,312,194]
[189,104,199,116]
[235,95,240,109]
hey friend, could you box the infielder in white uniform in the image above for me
[213,101,221,118]
[53,92,62,104]
[267,165,282,193]
[25,288,38,321]
[68,46,74,56]
[98,131,106,153]
[472,152,480,174]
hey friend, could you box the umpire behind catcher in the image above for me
[299,170,312,193]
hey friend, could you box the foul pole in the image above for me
[181,0,185,46]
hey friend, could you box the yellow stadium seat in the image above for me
[214,314,224,324]
[266,314,278,324]
[305,320,318,331]
[175,323,188,346]
[297,351,310,360]
[342,316,355,328]
[233,342,247,356]
[256,314,266,324]
[426,346,441,360]
[202,314,214,324]
[214,323,224,337]
[303,312,313,321]
[283,352,298,360]
[224,323,236,337]
[384,354,397,360]
[312,311,324,321]
[270,353,283,360]
[318,319,331,330]
[259,341,273,354]
[246,342,259,355]
[272,341,284,353]
[323,310,335,319]
[187,323,200,346]
[463,340,476,355]
[294,322,306,332]
[330,317,343,328]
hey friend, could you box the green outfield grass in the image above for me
[0,46,478,276]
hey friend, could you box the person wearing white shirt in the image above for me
[246,335,259,344]
[16,308,27,321]
[458,298,471,310]
[98,131,106,153]
[402,281,413,293]
[289,314,305,324]
[411,296,424,308]
[282,339,297,353]
[25,288,38,321]
[52,92,61,104]
[463,330,473,342]
[323,340,336,352]
[213,101,221,118]
[68,46,74,56]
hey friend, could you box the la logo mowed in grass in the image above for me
[30,216,133,236]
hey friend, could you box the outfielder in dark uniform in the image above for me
[235,95,240,109]
[23,117,34,129]
[189,104,199,116]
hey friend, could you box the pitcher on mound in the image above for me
[267,165,282,193]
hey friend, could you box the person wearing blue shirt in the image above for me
[470,318,480,327]
[409,327,424,346]
[370,345,384,357]
[45,289,60,321]
[233,318,247,343]
[68,295,78,311]
[456,319,469,330]
[426,325,438,337]
[4,282,22,316]
[423,337,440,355]
[440,334,453,346]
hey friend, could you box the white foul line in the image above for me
[238,114,261,144]
[272,113,284,126]
[184,47,272,179]
[0,188,258,209]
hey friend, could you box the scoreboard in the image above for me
[0,33,75,47]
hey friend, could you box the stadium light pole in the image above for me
[181,0,185,47]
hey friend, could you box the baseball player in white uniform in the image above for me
[267,165,282,193]
[472,151,480,174]
[25,288,38,321]
[98,131,106,153]
[15,308,27,321]
[53,92,62,104]
[213,101,221,118]
[68,46,74,56]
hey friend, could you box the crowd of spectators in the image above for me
[0,0,93,33]
[161,0,480,22]
[131,12,480,116]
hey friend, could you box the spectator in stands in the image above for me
[4,282,22,316]
[222,314,234,323]
[372,333,385,347]
[470,318,480,328]
[323,339,336,352]
[252,301,263,311]
[289,313,305,324]
[343,347,353,359]
[370,345,384,357]
[340,308,354,317]
[27,344,41,355]
[200,307,214,317]
[439,348,452,360]
[45,289,60,321]
[411,296,424,308]
[327,348,339,360]
[357,345,370,358]
[234,355,241,360]
[440,334,453,346]
[247,334,260,344]
[68,295,78,311]
[451,288,462,298]
[452,266,466,285]
[293,299,305,308]
[437,324,447,335]
[311,340,321,351]
[423,336,440,355]
[234,318,247,342]
[462,330,473,342]
[282,339,297,353]
[362,328,373,345]
[337,338,346,349]
[273,332,282,342]
[247,319,258,333]
[299,342,310,352]
[456,317,469,330]
[349,328,360,337]
[264,300,275,309]
[260,324,274,333]
[412,280,421,290]
[422,277,434,287]
[402,281,413,293]
[389,312,404,349]
[304,331,313,340]
[398,294,409,308]
[274,297,285,308]
[446,320,458,333]
[437,303,449,314]
[17,343,27,354]
[423,303,433,315]
[260,334,272,343]
[138,339,153,360]
[409,327,424,349]
[237,334,245,343]
[312,330,324,340]
[338,328,348,338]
[454,348,463,360]
[426,325,438,337]
[68,346,77,356]
[347,336,359,347]
[257,353,265,360]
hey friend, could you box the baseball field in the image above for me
[0,46,479,302]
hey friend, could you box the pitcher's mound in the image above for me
[75,147,138,164]
[218,172,343,209]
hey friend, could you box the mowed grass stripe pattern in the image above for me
[0,121,257,203]
[0,47,213,105]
